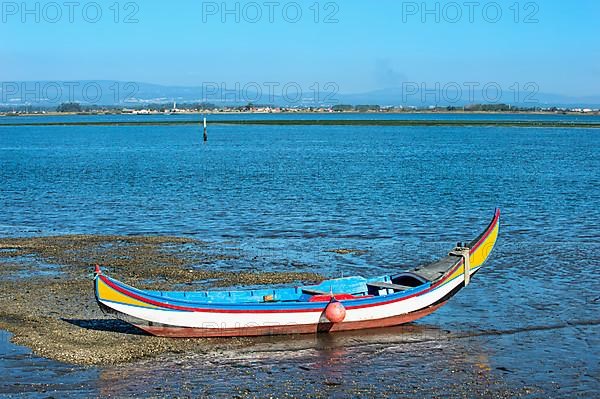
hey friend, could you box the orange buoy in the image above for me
[325,300,346,323]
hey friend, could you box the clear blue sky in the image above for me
[1,0,599,96]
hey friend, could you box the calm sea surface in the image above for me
[2,112,600,125]
[0,114,598,397]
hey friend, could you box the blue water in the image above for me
[1,111,600,125]
[0,115,598,396]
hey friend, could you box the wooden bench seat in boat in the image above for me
[367,281,412,292]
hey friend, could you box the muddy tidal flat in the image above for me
[0,235,532,398]
[0,235,323,366]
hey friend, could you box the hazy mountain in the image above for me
[1,80,598,108]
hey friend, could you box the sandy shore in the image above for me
[0,235,322,365]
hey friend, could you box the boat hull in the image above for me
[135,301,448,337]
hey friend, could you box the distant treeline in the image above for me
[0,102,592,114]
[332,105,382,112]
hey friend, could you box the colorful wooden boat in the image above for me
[94,209,500,337]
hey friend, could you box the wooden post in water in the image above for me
[203,116,208,142]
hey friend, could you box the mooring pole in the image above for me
[203,116,208,142]
[449,244,471,286]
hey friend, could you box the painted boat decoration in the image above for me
[94,209,500,337]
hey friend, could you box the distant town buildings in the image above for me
[1,102,599,116]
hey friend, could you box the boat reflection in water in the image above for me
[97,323,508,398]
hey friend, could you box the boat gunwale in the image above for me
[96,274,435,312]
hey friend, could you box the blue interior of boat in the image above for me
[144,272,428,304]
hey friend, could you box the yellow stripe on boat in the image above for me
[96,277,159,309]
[471,221,499,268]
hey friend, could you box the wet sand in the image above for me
[0,235,322,365]
[0,322,536,398]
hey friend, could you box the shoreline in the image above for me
[2,110,600,118]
